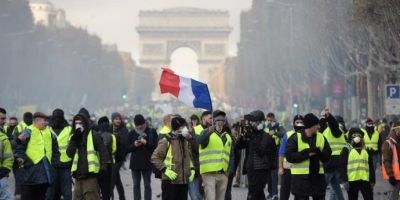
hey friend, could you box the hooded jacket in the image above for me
[66,114,109,179]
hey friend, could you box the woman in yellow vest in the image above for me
[151,116,195,200]
[285,113,332,200]
[339,128,374,200]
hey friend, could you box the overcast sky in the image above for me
[51,0,252,60]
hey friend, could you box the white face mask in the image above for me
[181,127,190,138]
[257,123,264,131]
[75,124,84,132]
[353,136,361,144]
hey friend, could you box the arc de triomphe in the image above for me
[136,7,232,100]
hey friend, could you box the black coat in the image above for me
[129,127,158,171]
[237,130,277,174]
[285,130,331,197]
[112,124,130,163]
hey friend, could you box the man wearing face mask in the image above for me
[129,114,158,200]
[197,110,235,200]
[236,110,276,200]
[340,128,374,200]
[286,113,332,200]
[382,121,400,200]
[151,117,195,200]
[320,107,346,200]
[189,111,212,200]
[278,115,304,200]
[361,118,382,171]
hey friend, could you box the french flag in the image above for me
[159,68,212,111]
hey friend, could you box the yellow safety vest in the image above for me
[111,134,116,163]
[199,132,232,174]
[361,129,379,151]
[291,132,325,175]
[194,124,204,135]
[17,122,28,133]
[264,128,280,146]
[71,131,100,173]
[347,148,369,182]
[0,133,14,170]
[163,139,193,181]
[283,130,296,168]
[323,127,346,156]
[57,126,72,163]
[159,126,171,136]
[26,125,53,164]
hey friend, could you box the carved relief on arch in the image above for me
[142,43,164,56]
[167,40,201,58]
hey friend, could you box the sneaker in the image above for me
[272,195,278,200]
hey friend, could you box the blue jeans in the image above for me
[132,170,152,200]
[267,169,278,197]
[325,171,345,200]
[0,177,12,200]
[189,176,202,200]
[45,168,72,200]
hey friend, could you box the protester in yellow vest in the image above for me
[158,114,173,141]
[14,112,60,200]
[285,113,331,200]
[197,110,234,200]
[66,113,109,200]
[278,115,304,200]
[320,107,346,200]
[151,116,195,200]
[0,108,7,138]
[361,118,383,171]
[45,109,72,200]
[0,108,14,200]
[339,128,374,200]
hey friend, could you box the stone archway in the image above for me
[136,7,232,100]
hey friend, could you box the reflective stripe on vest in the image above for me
[57,126,72,163]
[71,131,100,173]
[112,134,117,163]
[199,132,232,174]
[194,125,204,135]
[291,132,325,175]
[26,125,53,164]
[361,129,379,151]
[382,140,400,180]
[323,127,346,156]
[347,148,369,182]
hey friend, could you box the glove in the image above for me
[189,169,195,182]
[164,169,178,181]
[343,182,349,191]
[389,176,397,186]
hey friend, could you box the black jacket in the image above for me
[66,114,109,180]
[129,127,158,170]
[112,124,130,163]
[237,130,276,174]
[285,130,331,196]
[320,115,343,172]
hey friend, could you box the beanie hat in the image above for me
[303,113,319,129]
[134,114,146,126]
[111,112,122,120]
[293,115,304,124]
[52,108,64,118]
[98,116,110,125]
[171,117,187,131]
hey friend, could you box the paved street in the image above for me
[7,165,393,200]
